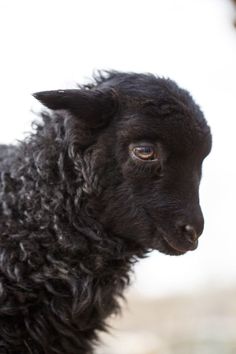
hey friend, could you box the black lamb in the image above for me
[0,71,212,354]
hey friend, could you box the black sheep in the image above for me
[0,71,212,353]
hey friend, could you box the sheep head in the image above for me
[34,72,212,256]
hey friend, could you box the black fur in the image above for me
[0,71,212,353]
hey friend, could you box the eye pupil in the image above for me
[133,145,157,160]
[139,147,151,153]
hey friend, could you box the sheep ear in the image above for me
[32,89,117,127]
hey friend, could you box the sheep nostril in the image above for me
[183,224,198,243]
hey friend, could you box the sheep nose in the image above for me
[183,224,198,244]
[178,206,204,241]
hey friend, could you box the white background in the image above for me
[0,0,236,297]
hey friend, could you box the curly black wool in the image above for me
[0,71,212,353]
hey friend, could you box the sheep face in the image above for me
[98,106,211,256]
[34,72,212,256]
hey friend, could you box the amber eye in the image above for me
[131,144,159,161]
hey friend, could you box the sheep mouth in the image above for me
[160,236,187,255]
[156,228,198,256]
[143,208,198,255]
[161,234,198,255]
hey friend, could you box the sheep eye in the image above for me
[131,145,159,161]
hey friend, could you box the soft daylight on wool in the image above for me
[0,0,235,353]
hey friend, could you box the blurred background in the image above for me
[0,0,236,353]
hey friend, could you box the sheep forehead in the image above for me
[116,108,211,160]
[97,73,211,157]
